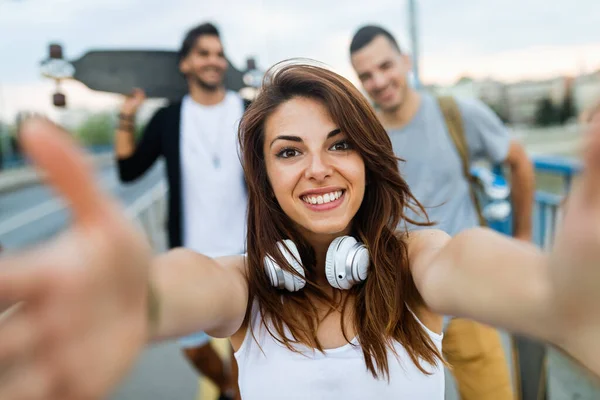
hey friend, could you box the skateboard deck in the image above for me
[44,48,246,100]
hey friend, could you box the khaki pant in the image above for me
[443,318,514,400]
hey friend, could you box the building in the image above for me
[574,70,600,116]
[504,77,567,125]
[429,69,600,126]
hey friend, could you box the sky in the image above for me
[1,0,600,121]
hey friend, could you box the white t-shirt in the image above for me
[235,304,445,400]
[179,92,247,257]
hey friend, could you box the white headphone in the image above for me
[263,236,370,291]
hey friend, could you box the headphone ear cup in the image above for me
[325,236,369,290]
[263,254,281,288]
[325,236,345,289]
[334,236,360,290]
[353,244,370,281]
[278,240,306,292]
[263,240,306,292]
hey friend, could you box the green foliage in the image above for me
[534,98,559,127]
[76,112,115,146]
[559,90,576,124]
[75,112,145,147]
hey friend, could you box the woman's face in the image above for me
[263,97,366,240]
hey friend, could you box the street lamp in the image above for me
[240,57,264,101]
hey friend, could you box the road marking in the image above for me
[0,175,118,237]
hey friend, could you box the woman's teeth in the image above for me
[302,190,343,205]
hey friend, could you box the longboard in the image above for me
[41,46,247,102]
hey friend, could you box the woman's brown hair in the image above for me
[239,61,442,379]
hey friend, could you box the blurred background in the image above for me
[0,0,599,399]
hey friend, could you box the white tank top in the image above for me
[234,304,445,400]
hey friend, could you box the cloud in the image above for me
[1,0,599,121]
[421,43,600,84]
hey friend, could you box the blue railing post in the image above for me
[486,157,580,242]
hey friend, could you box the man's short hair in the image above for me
[178,22,221,62]
[349,25,401,55]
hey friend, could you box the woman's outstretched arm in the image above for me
[150,250,248,342]
[410,118,600,377]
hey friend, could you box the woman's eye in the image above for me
[330,140,352,151]
[276,148,301,159]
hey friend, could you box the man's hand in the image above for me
[121,88,146,117]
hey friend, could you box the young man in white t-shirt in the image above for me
[115,23,247,400]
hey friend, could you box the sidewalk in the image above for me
[0,152,116,194]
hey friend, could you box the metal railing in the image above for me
[491,156,581,248]
[125,180,168,253]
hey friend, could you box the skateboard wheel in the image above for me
[53,92,66,107]
[49,44,63,59]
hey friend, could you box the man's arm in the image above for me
[115,117,137,160]
[115,89,145,159]
[504,140,535,241]
[115,89,162,182]
[459,98,535,240]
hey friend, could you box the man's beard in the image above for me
[190,73,223,92]
[378,84,408,114]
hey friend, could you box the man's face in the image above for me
[179,35,228,91]
[351,35,412,113]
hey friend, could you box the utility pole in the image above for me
[408,0,420,88]
[0,83,12,170]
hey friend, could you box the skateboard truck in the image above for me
[240,57,263,101]
[40,43,74,108]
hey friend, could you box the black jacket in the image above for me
[117,98,250,249]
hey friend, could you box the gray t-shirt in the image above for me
[388,93,510,236]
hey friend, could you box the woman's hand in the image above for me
[549,118,600,376]
[0,119,152,399]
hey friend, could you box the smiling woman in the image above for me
[236,63,441,390]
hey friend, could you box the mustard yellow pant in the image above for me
[443,318,514,400]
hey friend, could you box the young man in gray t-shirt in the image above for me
[350,25,535,400]
[387,93,511,236]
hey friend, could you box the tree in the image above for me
[76,112,144,149]
[559,87,576,124]
[76,112,114,147]
[534,98,559,127]
[456,76,474,85]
